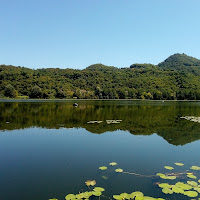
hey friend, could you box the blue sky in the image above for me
[0,0,200,69]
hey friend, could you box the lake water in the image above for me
[0,100,200,200]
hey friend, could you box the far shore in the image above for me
[1,98,200,102]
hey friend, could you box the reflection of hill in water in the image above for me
[1,101,200,146]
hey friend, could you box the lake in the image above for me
[0,100,200,200]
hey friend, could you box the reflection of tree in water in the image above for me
[1,101,200,146]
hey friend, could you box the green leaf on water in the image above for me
[131,191,144,197]
[76,193,84,199]
[93,187,105,192]
[109,162,117,166]
[187,181,198,187]
[99,166,107,170]
[49,199,58,200]
[115,168,123,173]
[175,162,184,166]
[175,182,192,190]
[156,173,165,176]
[113,195,123,200]
[143,197,156,200]
[85,180,96,186]
[187,174,197,179]
[191,166,200,170]
[164,166,174,170]
[172,186,184,194]
[65,194,76,200]
[162,187,173,194]
[193,187,200,193]
[158,183,171,188]
[184,191,198,197]
[92,191,102,196]
[120,193,129,199]
[171,186,181,193]
[82,192,93,199]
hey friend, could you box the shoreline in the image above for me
[1,98,200,102]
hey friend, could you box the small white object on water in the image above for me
[6,122,9,123]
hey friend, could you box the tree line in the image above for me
[1,53,200,100]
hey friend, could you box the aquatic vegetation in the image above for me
[187,174,197,179]
[162,187,173,194]
[183,191,198,197]
[51,161,200,200]
[191,166,200,170]
[164,166,174,170]
[156,173,176,180]
[109,162,117,166]
[85,180,96,186]
[115,168,123,173]
[187,181,198,187]
[175,162,184,166]
[99,166,107,170]
[93,187,105,192]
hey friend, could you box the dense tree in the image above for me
[4,84,18,98]
[1,53,200,100]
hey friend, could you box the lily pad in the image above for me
[82,192,93,198]
[131,191,144,197]
[175,162,184,166]
[162,187,173,194]
[76,193,84,199]
[191,166,200,170]
[99,166,107,170]
[175,182,192,190]
[172,186,184,194]
[115,168,123,173]
[172,186,181,193]
[113,195,123,200]
[158,183,171,188]
[65,194,76,200]
[164,166,174,170]
[143,197,156,200]
[184,191,198,197]
[120,193,129,199]
[187,181,198,187]
[187,174,197,179]
[109,162,117,166]
[93,187,105,192]
[85,180,96,186]
[92,191,102,196]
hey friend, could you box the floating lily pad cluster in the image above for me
[65,187,105,200]
[113,191,164,200]
[180,116,200,123]
[99,162,124,173]
[50,162,200,200]
[156,163,200,198]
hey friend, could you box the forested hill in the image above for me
[1,53,200,100]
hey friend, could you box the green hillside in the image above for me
[1,53,200,100]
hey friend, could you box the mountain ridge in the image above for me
[1,53,200,100]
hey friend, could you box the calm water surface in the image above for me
[0,100,200,200]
